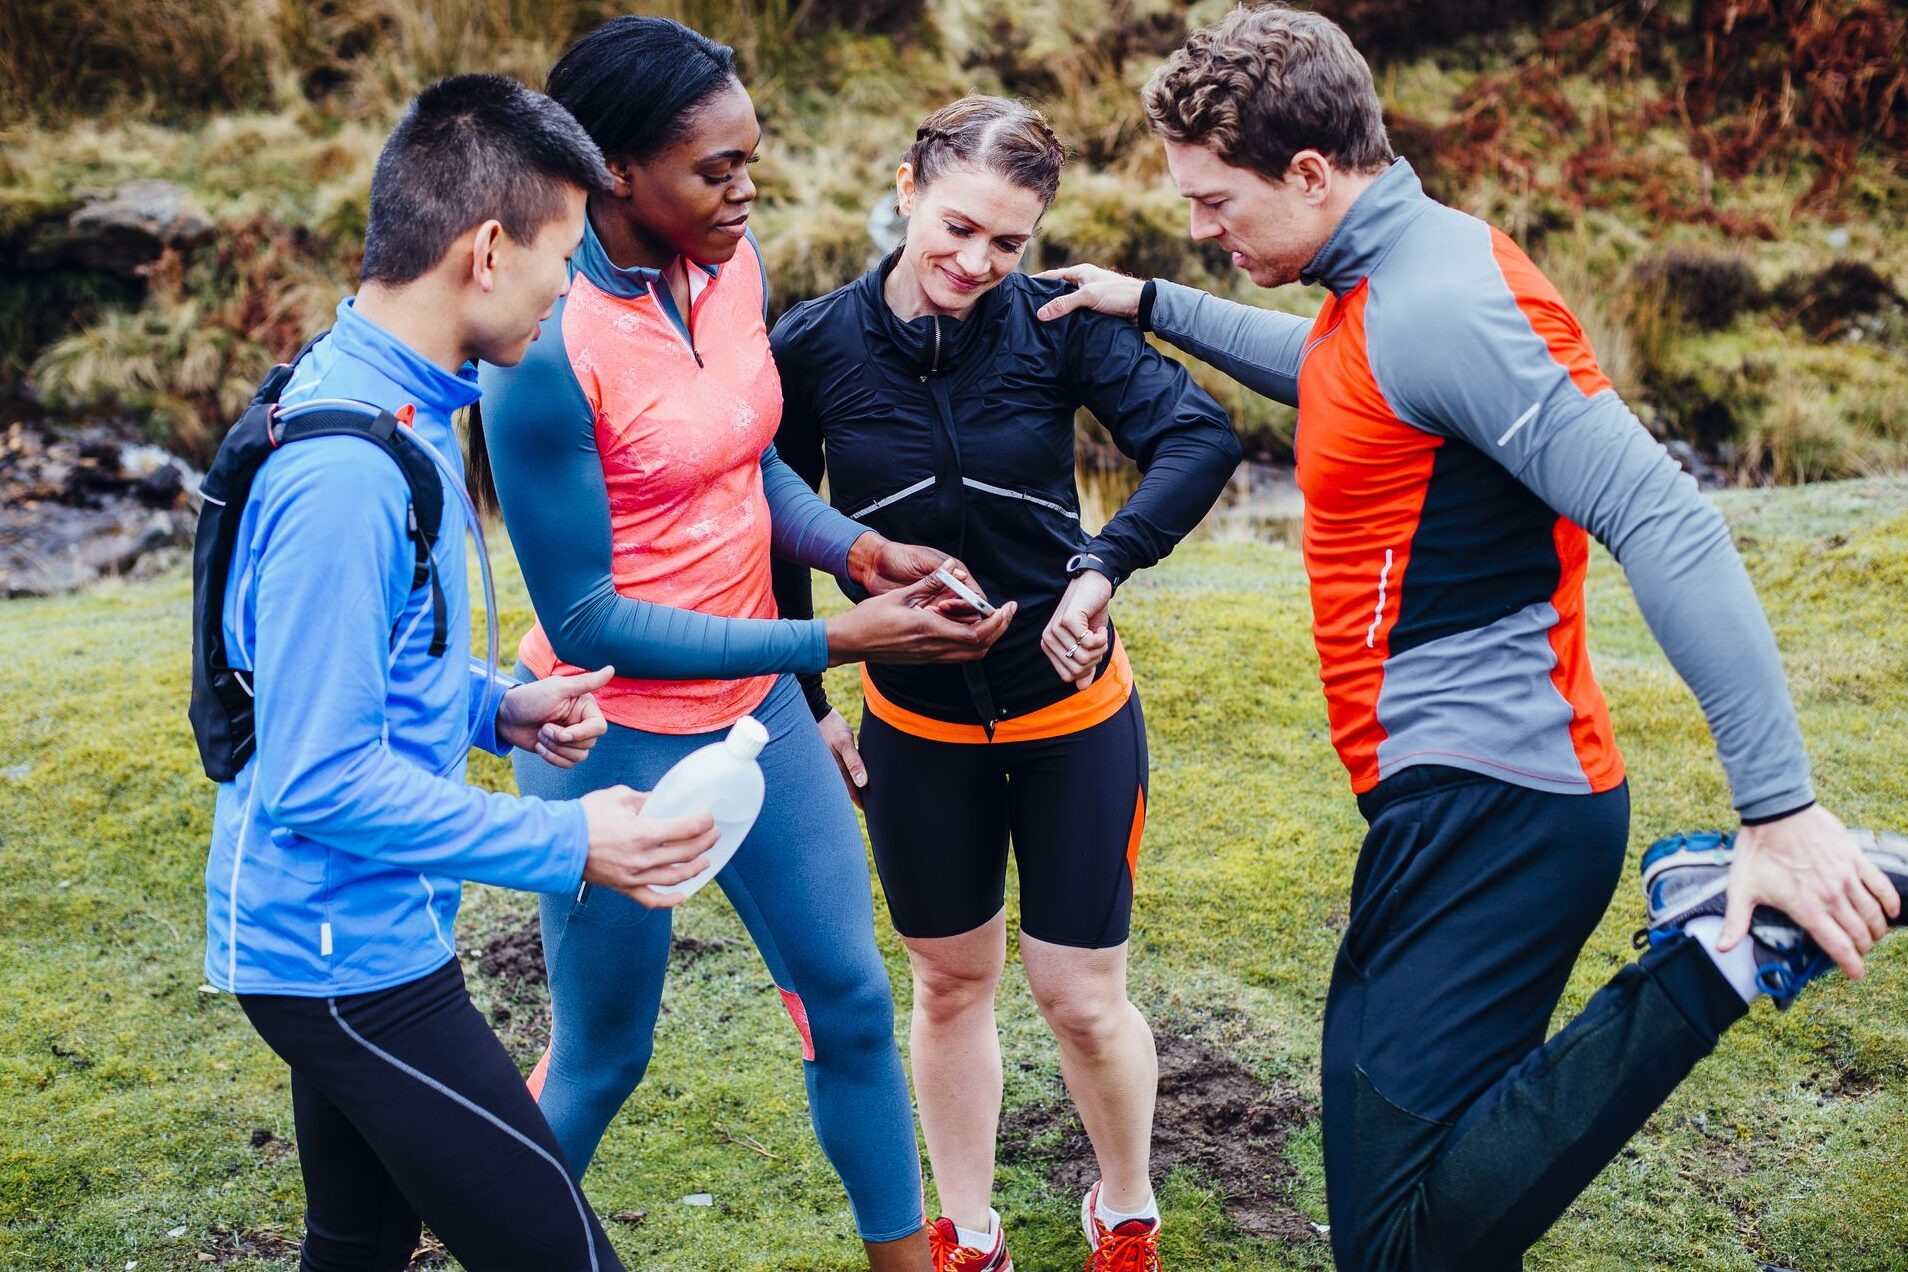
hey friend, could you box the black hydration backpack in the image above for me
[188,339,449,782]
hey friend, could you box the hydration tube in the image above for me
[275,400,501,777]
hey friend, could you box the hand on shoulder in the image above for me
[1032,263,1145,323]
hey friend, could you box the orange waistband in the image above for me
[860,637,1134,744]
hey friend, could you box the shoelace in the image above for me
[1087,1218,1159,1272]
[930,1223,991,1272]
[1756,945,1835,1003]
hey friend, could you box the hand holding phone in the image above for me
[933,565,997,617]
[825,572,1015,665]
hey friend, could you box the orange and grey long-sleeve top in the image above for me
[1146,158,1812,820]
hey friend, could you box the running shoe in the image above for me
[1080,1181,1160,1272]
[929,1211,1012,1272]
[1639,829,1834,1009]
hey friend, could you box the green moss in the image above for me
[4,482,1906,1268]
[1647,328,1908,480]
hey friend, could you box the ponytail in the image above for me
[462,401,499,521]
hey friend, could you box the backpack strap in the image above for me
[271,404,450,656]
[189,338,454,782]
[249,328,332,409]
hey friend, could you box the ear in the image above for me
[1288,150,1333,205]
[894,162,917,216]
[470,219,505,294]
[603,156,636,199]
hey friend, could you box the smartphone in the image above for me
[932,565,997,616]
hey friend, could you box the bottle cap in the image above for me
[725,715,769,761]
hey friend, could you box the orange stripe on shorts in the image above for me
[861,637,1134,744]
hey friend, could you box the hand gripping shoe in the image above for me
[1639,830,1835,1009]
[1848,828,1908,920]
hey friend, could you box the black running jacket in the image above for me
[770,256,1241,729]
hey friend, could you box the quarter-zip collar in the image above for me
[574,214,721,300]
[327,298,479,459]
[574,215,721,364]
[1302,157,1432,298]
[864,250,1005,380]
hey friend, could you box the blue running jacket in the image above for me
[203,298,588,996]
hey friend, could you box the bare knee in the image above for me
[912,959,1001,1025]
[1033,986,1129,1056]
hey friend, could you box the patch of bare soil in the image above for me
[198,1222,450,1266]
[476,916,548,988]
[468,916,552,1054]
[199,1224,299,1264]
[998,1033,1319,1243]
[466,917,746,1057]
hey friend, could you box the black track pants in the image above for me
[1322,767,1750,1271]
[239,959,623,1272]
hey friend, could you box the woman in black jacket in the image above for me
[771,96,1241,1272]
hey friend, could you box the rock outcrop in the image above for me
[58,180,216,276]
[0,422,201,597]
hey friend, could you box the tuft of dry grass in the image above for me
[1036,169,1216,286]
[29,220,343,461]
[756,201,878,319]
[0,0,860,125]
[3,0,1906,479]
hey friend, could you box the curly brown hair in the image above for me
[1142,4,1392,180]
[903,95,1067,205]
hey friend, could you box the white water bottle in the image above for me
[644,716,769,898]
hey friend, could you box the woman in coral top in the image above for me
[477,19,1010,1270]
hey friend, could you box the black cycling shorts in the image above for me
[857,690,1148,949]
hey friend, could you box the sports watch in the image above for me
[1065,552,1111,579]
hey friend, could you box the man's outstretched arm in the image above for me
[1036,264,1309,405]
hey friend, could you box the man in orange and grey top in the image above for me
[1037,5,1907,1269]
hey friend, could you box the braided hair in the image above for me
[902,96,1066,205]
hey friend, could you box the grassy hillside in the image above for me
[2,479,1905,1270]
[2,0,1905,476]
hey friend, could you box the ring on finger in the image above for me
[1064,643,1080,659]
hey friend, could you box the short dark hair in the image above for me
[546,16,739,163]
[904,95,1067,207]
[360,73,612,286]
[1143,4,1392,180]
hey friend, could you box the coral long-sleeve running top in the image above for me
[479,224,868,735]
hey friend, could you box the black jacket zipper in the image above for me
[920,315,940,382]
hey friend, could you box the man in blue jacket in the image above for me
[203,76,717,1271]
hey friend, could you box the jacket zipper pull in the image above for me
[921,315,941,382]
